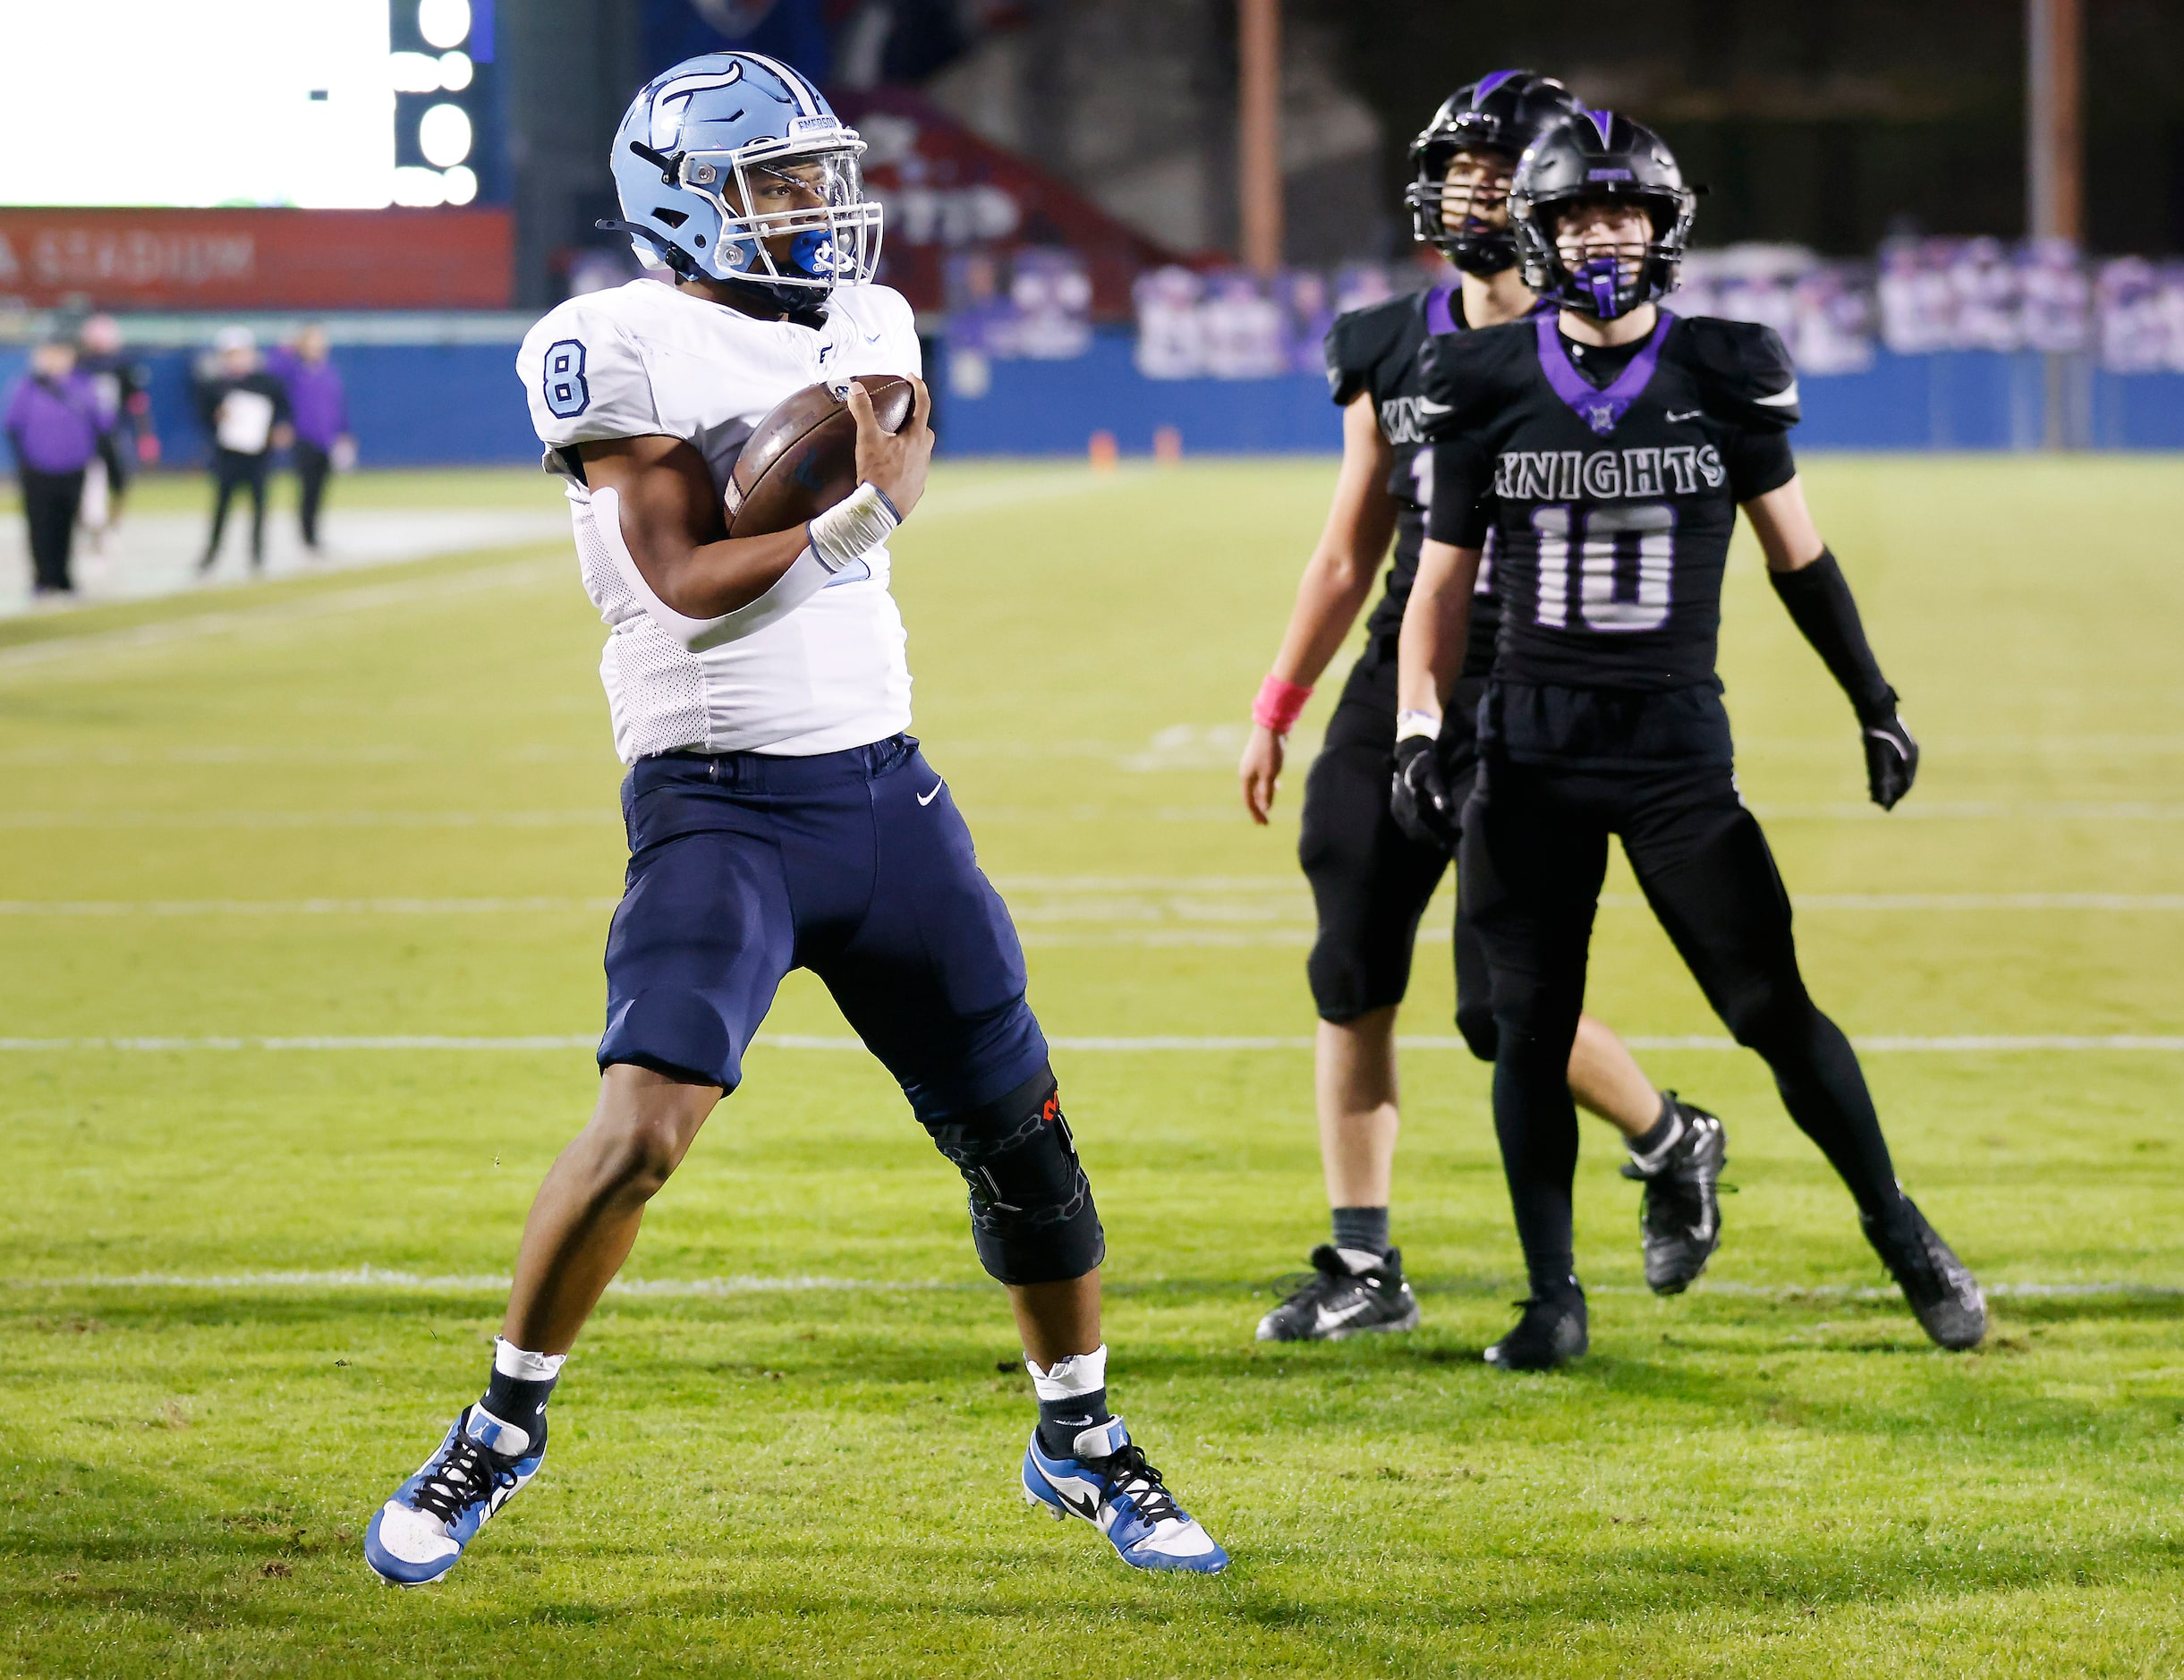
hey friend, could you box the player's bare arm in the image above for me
[1740,474,1825,571]
[1238,393,1397,823]
[1393,537,1481,723]
[581,377,930,620]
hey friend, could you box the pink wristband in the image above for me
[1253,674,1313,734]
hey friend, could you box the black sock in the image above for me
[478,1354,559,1455]
[1036,1387,1111,1458]
[1627,1092,1679,1158]
[1330,1205,1391,1259]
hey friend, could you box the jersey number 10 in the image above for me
[1529,503,1677,633]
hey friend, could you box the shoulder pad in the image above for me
[1323,295,1413,406]
[1675,315,1800,431]
[1416,319,1530,437]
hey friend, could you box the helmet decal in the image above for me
[650,64,744,149]
[1471,68,1524,103]
[1581,109,1616,146]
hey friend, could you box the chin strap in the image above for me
[594,217,698,281]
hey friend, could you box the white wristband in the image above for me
[808,481,900,573]
[1395,708,1441,742]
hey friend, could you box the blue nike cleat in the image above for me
[1022,1417,1229,1573]
[364,1405,543,1587]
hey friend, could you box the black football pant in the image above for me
[1300,658,1492,1048]
[203,448,269,568]
[20,468,85,593]
[1461,753,1899,1292]
[293,442,331,548]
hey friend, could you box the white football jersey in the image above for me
[516,277,920,762]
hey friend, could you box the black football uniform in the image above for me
[79,351,151,494]
[1297,282,1506,1042]
[1421,310,1900,1290]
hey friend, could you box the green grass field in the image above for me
[3,457,2180,1676]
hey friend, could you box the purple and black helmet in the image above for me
[1509,109,1695,318]
[1404,71,1583,276]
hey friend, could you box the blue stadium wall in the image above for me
[4,327,2183,469]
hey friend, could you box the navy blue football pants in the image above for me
[599,735,1050,1125]
[1460,751,1901,1290]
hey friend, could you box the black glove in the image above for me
[1389,734,1461,853]
[1862,713,1919,810]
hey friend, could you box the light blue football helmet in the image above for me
[599,53,882,310]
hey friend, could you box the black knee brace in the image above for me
[921,1068,1104,1286]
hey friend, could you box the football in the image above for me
[725,375,916,538]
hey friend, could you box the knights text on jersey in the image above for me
[1323,284,1499,672]
[515,277,922,763]
[1422,310,1800,692]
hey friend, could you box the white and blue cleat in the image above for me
[364,1405,543,1587]
[1022,1417,1228,1573]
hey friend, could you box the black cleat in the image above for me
[1862,1191,1986,1350]
[1620,1097,1727,1294]
[1256,1244,1421,1342]
[1483,1280,1588,1371]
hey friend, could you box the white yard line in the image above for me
[1,890,2175,917]
[0,1269,2171,1302]
[2,1033,2180,1053]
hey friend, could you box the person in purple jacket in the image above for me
[268,326,353,554]
[4,337,109,598]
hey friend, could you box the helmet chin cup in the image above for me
[1449,233,1519,277]
[1578,256,1628,318]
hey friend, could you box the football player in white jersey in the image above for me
[365,53,1227,1586]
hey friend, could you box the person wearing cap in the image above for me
[4,337,109,598]
[194,327,293,574]
[268,325,353,555]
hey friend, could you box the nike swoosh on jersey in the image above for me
[1753,382,1800,406]
[1413,395,1452,415]
[1665,409,1704,422]
[917,783,944,806]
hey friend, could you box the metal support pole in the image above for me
[2025,0,2083,245]
[1237,0,1282,275]
[2027,0,2085,447]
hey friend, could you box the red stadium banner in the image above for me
[0,208,514,310]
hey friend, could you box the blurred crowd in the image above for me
[1111,240,2184,382]
[3,320,352,602]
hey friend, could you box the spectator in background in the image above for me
[268,325,354,555]
[4,336,107,600]
[74,313,157,554]
[194,327,292,574]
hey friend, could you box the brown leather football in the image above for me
[725,375,915,538]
